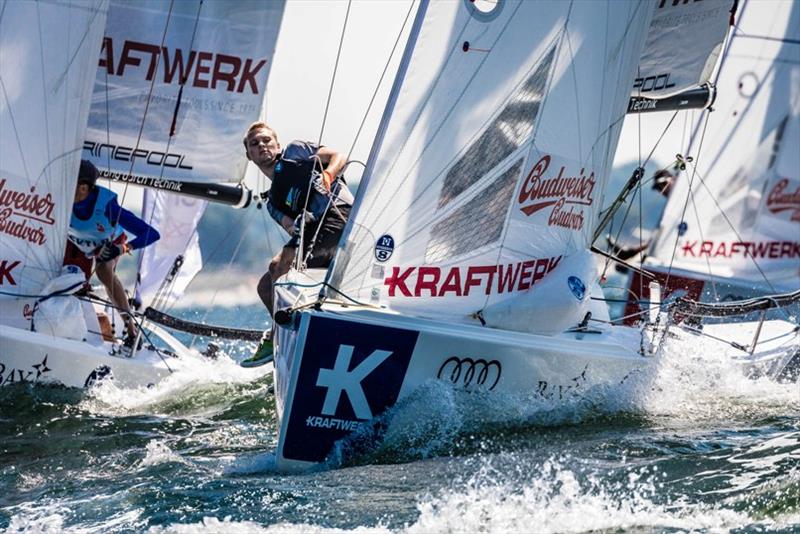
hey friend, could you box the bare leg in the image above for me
[95,260,136,336]
[257,246,295,316]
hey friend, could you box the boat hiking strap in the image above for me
[143,307,265,341]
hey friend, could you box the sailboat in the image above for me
[0,0,282,388]
[618,0,800,320]
[267,0,800,472]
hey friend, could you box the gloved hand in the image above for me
[293,211,317,237]
[311,169,334,192]
[96,241,130,262]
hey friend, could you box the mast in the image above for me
[324,0,429,290]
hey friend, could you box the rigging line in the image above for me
[357,0,533,251]
[195,205,256,339]
[664,109,711,292]
[50,2,105,97]
[687,177,719,301]
[114,0,177,220]
[139,0,205,289]
[593,110,678,251]
[345,0,415,163]
[34,3,53,190]
[684,160,782,298]
[357,6,477,225]
[317,0,352,146]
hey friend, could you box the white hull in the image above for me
[272,302,652,472]
[0,323,193,389]
[271,275,799,472]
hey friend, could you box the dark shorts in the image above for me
[286,205,350,269]
[63,234,127,280]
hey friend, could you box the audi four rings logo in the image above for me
[437,357,501,390]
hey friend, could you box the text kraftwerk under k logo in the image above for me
[316,345,393,420]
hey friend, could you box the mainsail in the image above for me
[0,0,108,301]
[84,0,285,308]
[633,0,733,99]
[328,0,654,331]
[647,0,800,292]
[84,0,284,189]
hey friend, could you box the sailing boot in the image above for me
[241,332,273,368]
[120,317,142,357]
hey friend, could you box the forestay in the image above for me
[634,0,733,99]
[83,0,284,186]
[329,0,653,329]
[648,0,800,291]
[0,0,108,300]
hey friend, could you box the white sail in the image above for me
[648,0,800,291]
[136,191,206,309]
[329,0,653,330]
[83,0,284,185]
[634,0,733,98]
[0,0,108,300]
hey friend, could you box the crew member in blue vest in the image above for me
[64,160,160,351]
[241,121,353,367]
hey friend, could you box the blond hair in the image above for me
[242,122,278,156]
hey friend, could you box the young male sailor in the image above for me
[241,122,354,367]
[64,160,160,351]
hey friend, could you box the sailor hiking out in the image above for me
[242,121,354,367]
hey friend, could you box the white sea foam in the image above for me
[632,330,800,422]
[7,500,144,533]
[139,440,189,468]
[405,459,752,534]
[143,456,798,533]
[78,353,271,417]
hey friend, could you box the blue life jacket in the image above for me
[268,151,319,219]
[68,186,119,254]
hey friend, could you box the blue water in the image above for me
[1,303,798,533]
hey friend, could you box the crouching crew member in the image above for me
[241,121,353,367]
[64,160,160,352]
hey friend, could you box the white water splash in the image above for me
[144,456,799,533]
[139,440,189,468]
[7,500,144,533]
[406,458,753,534]
[632,331,800,422]
[78,354,271,417]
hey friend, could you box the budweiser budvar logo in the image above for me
[766,178,800,222]
[517,155,595,230]
[0,178,56,245]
